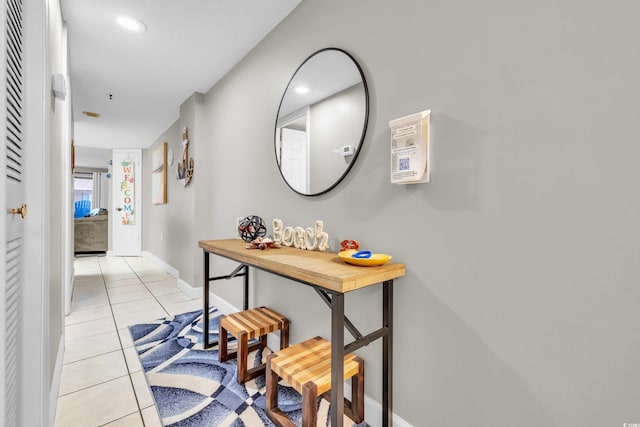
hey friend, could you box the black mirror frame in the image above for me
[274,47,369,196]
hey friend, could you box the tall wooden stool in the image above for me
[218,306,290,384]
[266,336,364,427]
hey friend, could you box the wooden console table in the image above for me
[199,239,406,427]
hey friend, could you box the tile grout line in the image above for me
[59,347,125,381]
[96,410,143,427]
[121,257,201,426]
[97,256,148,427]
[67,256,185,427]
[123,257,176,317]
[57,372,131,398]
[122,257,199,315]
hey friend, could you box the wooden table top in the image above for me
[199,239,406,293]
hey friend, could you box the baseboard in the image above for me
[49,335,65,427]
[140,252,202,300]
[106,250,115,257]
[352,388,413,427]
[65,266,74,316]
[141,250,180,278]
[176,278,200,299]
[140,251,412,427]
[140,251,238,316]
[207,291,241,316]
[174,277,239,315]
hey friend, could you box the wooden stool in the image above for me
[218,306,290,384]
[266,336,364,427]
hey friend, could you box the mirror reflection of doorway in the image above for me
[280,128,308,194]
[276,108,310,194]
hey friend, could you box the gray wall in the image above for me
[142,121,179,263]
[74,146,111,169]
[310,83,366,193]
[143,0,640,425]
[143,93,205,288]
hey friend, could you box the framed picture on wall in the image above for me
[152,142,167,204]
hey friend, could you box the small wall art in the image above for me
[151,142,167,204]
[177,127,194,187]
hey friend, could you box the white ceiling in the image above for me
[61,0,301,151]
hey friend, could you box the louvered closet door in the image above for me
[1,0,25,425]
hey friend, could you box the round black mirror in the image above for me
[275,48,369,196]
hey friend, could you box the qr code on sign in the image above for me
[399,158,410,171]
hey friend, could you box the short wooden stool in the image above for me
[218,306,290,384]
[266,336,364,427]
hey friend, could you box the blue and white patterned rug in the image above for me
[129,308,368,427]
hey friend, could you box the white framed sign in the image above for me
[389,109,430,184]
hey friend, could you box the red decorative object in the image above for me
[245,237,281,250]
[340,239,360,251]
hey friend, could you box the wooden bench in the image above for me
[218,306,290,384]
[266,336,364,427]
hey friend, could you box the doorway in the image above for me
[111,149,142,256]
[276,107,310,194]
[72,169,109,218]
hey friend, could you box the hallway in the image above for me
[54,256,202,426]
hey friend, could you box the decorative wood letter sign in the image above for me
[273,219,329,251]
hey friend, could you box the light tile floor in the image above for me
[54,256,202,427]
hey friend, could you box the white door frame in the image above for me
[0,0,8,421]
[22,0,50,425]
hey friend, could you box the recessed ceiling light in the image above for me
[294,86,309,94]
[115,15,146,33]
[82,111,101,118]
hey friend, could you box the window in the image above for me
[74,172,93,218]
[74,177,92,204]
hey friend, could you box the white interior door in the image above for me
[111,149,142,256]
[280,128,309,193]
[1,0,25,424]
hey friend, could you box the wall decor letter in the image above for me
[293,227,305,249]
[315,220,329,251]
[304,227,317,250]
[273,219,283,243]
[282,226,294,247]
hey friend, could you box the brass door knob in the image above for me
[8,203,27,219]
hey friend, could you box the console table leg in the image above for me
[383,280,393,427]
[203,251,210,348]
[243,265,249,310]
[331,292,345,427]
